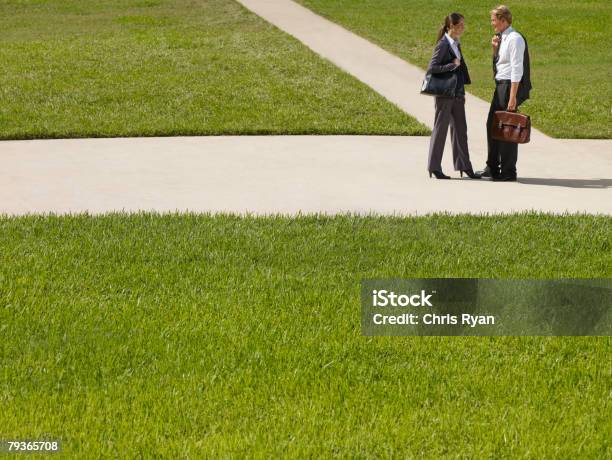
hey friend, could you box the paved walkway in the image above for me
[236,0,555,146]
[1,0,610,215]
[2,137,610,215]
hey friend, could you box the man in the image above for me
[478,5,531,181]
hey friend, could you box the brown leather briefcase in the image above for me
[491,111,531,144]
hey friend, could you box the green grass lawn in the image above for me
[1,213,610,457]
[0,0,427,139]
[297,0,612,139]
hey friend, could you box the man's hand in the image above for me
[453,58,460,67]
[507,96,517,111]
[492,35,500,50]
[507,82,520,111]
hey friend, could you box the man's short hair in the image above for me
[490,5,513,25]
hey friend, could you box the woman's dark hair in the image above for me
[437,12,464,41]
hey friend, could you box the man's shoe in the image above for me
[492,175,517,182]
[476,166,498,178]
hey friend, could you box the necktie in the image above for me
[492,33,502,76]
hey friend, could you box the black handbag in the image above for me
[420,71,457,97]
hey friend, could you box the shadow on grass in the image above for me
[517,178,612,189]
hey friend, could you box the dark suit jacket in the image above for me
[428,37,471,85]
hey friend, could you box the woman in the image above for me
[426,13,480,179]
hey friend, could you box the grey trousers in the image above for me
[427,96,473,172]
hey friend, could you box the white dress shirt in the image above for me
[495,26,525,82]
[444,32,461,61]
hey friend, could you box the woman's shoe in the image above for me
[460,169,482,179]
[429,170,450,179]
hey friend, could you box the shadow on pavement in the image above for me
[517,178,612,189]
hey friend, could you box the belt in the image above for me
[495,79,511,84]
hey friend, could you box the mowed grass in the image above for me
[0,0,427,139]
[1,213,610,458]
[297,0,612,139]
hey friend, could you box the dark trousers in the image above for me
[427,96,473,172]
[486,81,525,177]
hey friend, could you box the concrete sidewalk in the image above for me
[1,0,610,216]
[2,136,610,215]
[235,0,601,153]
